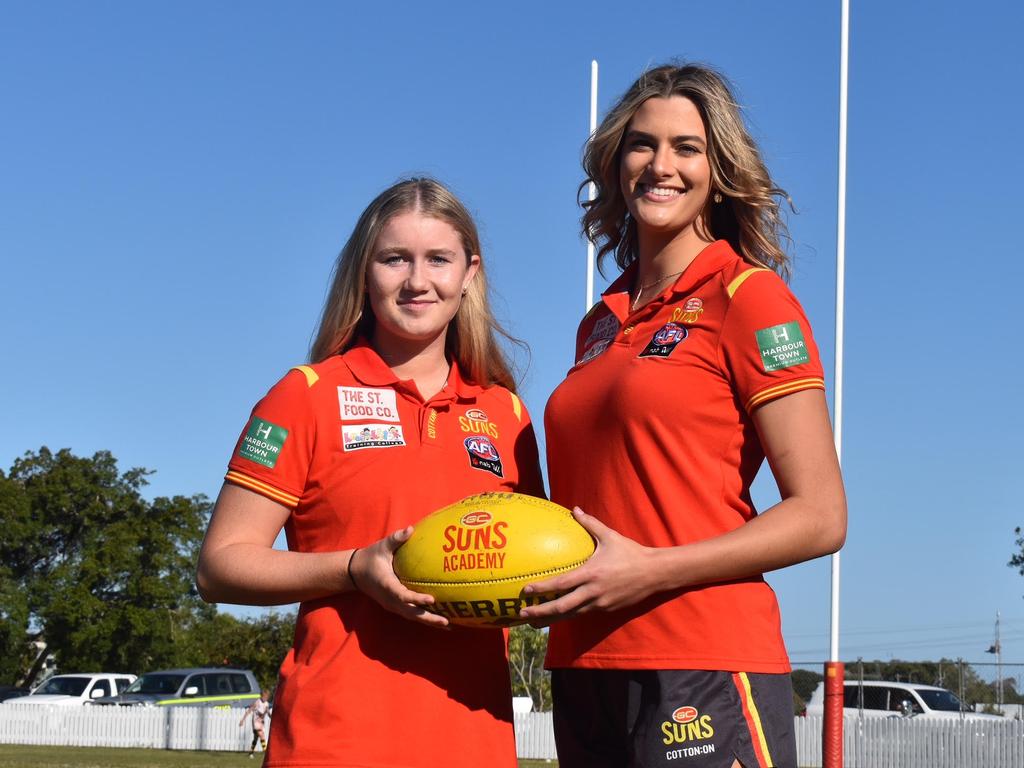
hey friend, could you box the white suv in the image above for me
[805,680,1002,720]
[8,673,136,706]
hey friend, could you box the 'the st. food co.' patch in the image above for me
[639,322,688,358]
[464,435,503,478]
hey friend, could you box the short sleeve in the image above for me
[225,368,316,508]
[718,271,826,413]
[508,392,547,499]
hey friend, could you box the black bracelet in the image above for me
[347,548,361,592]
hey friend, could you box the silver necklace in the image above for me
[631,270,684,311]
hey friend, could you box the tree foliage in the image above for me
[0,448,211,682]
[509,625,551,711]
[179,610,296,691]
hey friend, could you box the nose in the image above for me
[650,143,674,178]
[404,257,429,291]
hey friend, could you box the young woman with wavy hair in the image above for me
[524,64,847,768]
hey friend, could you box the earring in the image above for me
[713,191,723,204]
[461,288,467,296]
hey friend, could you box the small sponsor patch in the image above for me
[464,435,503,478]
[585,313,620,346]
[756,321,809,371]
[342,423,406,451]
[338,386,400,422]
[639,322,688,358]
[577,338,612,365]
[238,418,288,468]
[465,408,487,421]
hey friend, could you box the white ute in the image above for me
[7,673,136,706]
[805,680,1003,720]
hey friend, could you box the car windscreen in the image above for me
[35,677,89,696]
[916,689,965,712]
[124,674,186,694]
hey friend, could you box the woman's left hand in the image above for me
[518,507,661,625]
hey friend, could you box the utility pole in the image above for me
[986,612,1003,711]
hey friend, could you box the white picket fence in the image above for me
[0,703,259,751]
[795,715,1024,768]
[2,704,1023,767]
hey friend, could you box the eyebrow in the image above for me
[625,129,707,147]
[375,246,460,257]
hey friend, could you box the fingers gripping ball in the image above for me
[393,492,594,628]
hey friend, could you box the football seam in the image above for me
[399,558,590,587]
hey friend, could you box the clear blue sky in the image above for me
[3,1,1022,679]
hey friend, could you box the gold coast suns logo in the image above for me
[459,408,499,438]
[441,510,508,573]
[661,705,715,745]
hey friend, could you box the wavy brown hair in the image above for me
[581,62,793,278]
[309,178,520,391]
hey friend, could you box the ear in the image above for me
[462,254,481,294]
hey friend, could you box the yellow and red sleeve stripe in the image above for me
[732,672,772,768]
[745,377,825,412]
[225,470,300,508]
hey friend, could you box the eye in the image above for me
[428,252,455,265]
[676,144,701,157]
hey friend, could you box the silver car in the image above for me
[91,667,260,708]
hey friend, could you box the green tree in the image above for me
[0,472,34,683]
[509,625,551,711]
[0,448,211,681]
[180,610,296,690]
[790,668,823,713]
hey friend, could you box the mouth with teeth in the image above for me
[638,183,684,199]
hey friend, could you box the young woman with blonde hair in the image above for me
[523,64,847,768]
[198,177,543,768]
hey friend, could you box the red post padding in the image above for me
[822,661,844,767]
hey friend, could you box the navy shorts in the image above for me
[551,669,797,768]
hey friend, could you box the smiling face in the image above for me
[619,95,713,243]
[366,210,479,357]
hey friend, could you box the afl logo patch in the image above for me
[638,322,688,358]
[464,436,504,478]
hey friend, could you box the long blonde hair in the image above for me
[309,178,520,391]
[581,63,793,277]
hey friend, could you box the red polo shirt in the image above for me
[226,340,544,767]
[544,240,824,673]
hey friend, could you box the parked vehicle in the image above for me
[805,680,1003,720]
[0,685,29,702]
[4,673,135,706]
[91,667,260,708]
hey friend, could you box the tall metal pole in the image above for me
[997,611,1004,710]
[586,60,598,312]
[824,1,850,766]
[831,0,850,666]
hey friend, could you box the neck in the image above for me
[635,224,714,285]
[372,330,451,400]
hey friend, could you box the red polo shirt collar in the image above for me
[341,339,484,403]
[602,240,738,321]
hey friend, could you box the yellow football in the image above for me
[393,492,595,628]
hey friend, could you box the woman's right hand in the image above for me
[347,526,450,628]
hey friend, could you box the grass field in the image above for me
[0,746,556,767]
